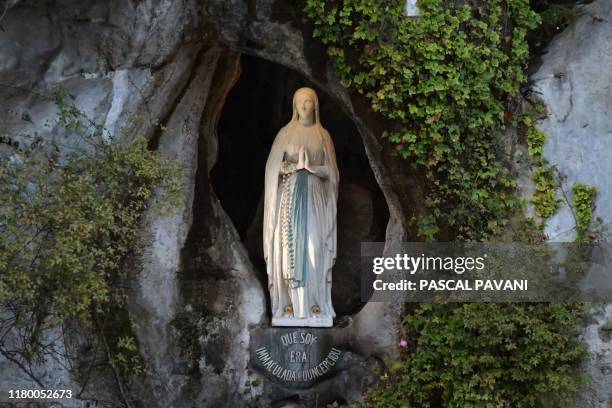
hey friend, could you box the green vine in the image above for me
[305,0,540,239]
[525,122,547,161]
[571,183,597,241]
[531,166,561,219]
[515,99,560,223]
[366,303,586,407]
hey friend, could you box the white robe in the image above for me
[263,123,338,323]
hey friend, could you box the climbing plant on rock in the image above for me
[306,2,587,407]
[572,183,597,241]
[365,302,586,407]
[305,0,540,239]
[0,89,180,387]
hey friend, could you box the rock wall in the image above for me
[532,0,612,243]
[128,48,269,408]
[0,0,208,404]
[529,1,612,406]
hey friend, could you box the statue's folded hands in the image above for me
[299,147,329,179]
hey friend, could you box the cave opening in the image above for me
[211,54,389,317]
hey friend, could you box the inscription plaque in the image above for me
[250,327,342,389]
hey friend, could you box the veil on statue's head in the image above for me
[289,87,321,126]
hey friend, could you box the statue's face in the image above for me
[295,91,315,122]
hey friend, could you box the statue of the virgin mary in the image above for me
[263,87,338,327]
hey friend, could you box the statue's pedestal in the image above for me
[248,325,385,407]
[250,327,340,389]
[272,316,333,327]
